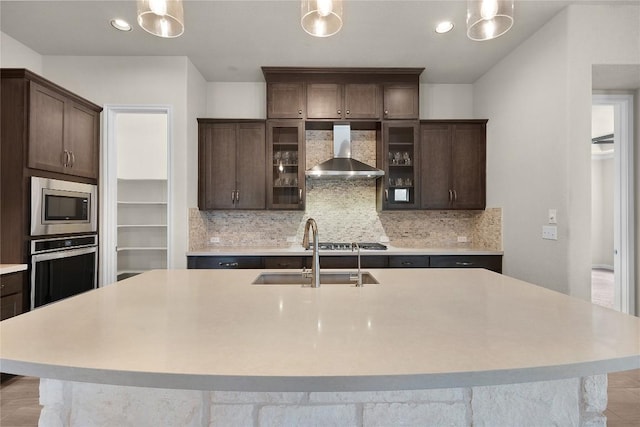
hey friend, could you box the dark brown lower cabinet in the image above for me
[0,271,25,320]
[187,255,502,273]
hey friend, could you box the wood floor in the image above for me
[1,370,639,426]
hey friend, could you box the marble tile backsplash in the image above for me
[190,130,502,251]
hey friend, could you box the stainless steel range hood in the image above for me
[305,124,384,178]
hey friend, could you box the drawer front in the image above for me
[0,271,24,297]
[388,256,430,268]
[1,292,23,320]
[429,255,502,273]
[187,256,264,269]
[318,256,388,269]
[264,257,305,269]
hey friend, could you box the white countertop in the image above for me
[0,269,637,392]
[0,264,27,275]
[187,244,503,256]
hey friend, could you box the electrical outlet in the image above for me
[210,237,220,243]
[548,209,557,224]
[457,236,468,243]
[542,226,557,240]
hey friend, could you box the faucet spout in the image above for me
[303,218,320,288]
[351,242,363,287]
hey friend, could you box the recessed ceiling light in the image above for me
[110,18,132,32]
[435,21,454,34]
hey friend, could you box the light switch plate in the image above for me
[542,226,558,240]
[548,209,557,224]
[210,237,220,243]
[457,236,468,243]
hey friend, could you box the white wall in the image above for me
[591,155,614,268]
[0,31,42,73]
[187,61,207,208]
[204,82,474,120]
[474,4,640,301]
[116,113,168,180]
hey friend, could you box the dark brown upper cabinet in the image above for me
[266,82,305,119]
[420,120,487,210]
[198,120,266,210]
[1,70,101,181]
[306,83,380,120]
[266,120,305,210]
[262,67,423,121]
[383,84,420,120]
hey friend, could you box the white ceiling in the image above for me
[0,0,587,83]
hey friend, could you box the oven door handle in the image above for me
[31,246,97,262]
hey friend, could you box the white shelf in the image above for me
[117,201,167,205]
[117,224,167,228]
[117,247,167,252]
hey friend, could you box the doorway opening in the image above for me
[101,106,172,286]
[591,93,635,314]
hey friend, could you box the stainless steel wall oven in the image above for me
[30,235,98,309]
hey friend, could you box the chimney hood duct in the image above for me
[305,124,384,178]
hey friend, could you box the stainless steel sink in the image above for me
[252,271,379,286]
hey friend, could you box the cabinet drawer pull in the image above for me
[455,262,473,266]
[346,109,350,115]
[401,261,413,266]
[298,109,303,115]
[219,262,239,268]
[278,263,290,268]
[299,188,303,203]
[337,109,341,115]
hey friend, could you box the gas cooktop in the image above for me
[317,242,387,251]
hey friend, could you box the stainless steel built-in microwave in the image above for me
[31,177,97,236]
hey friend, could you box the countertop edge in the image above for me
[186,248,504,257]
[1,356,637,392]
[0,264,28,275]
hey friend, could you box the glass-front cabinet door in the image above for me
[382,121,419,209]
[267,120,305,209]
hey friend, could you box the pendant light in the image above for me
[137,0,184,38]
[467,0,514,41]
[301,0,343,37]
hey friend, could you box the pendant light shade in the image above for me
[467,0,514,41]
[137,0,184,38]
[301,0,343,37]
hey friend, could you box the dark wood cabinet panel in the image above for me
[187,256,264,269]
[27,80,100,179]
[383,84,419,119]
[307,83,342,119]
[65,102,100,179]
[267,83,305,119]
[318,256,388,269]
[307,83,380,120]
[0,272,25,320]
[430,255,502,273]
[28,82,66,173]
[344,83,380,119]
[388,255,430,268]
[198,120,266,210]
[264,256,306,269]
[420,120,487,210]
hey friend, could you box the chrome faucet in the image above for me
[351,242,363,287]
[302,218,320,287]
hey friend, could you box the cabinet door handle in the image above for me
[346,109,350,115]
[62,150,69,167]
[453,190,457,201]
[337,109,341,115]
[385,189,389,201]
[219,262,239,268]
[384,110,389,115]
[236,190,239,203]
[69,151,75,167]
[298,109,303,115]
[455,261,474,266]
[231,191,236,203]
[298,188,303,203]
[448,189,453,202]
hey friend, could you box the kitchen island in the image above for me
[1,269,638,426]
